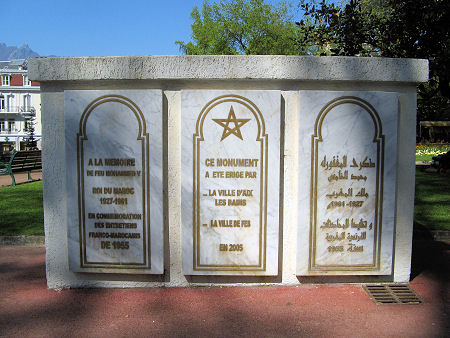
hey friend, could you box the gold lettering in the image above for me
[216,158,259,167]
[212,171,224,178]
[228,199,246,206]
[104,158,135,166]
[215,199,226,206]
[225,171,244,178]
[241,220,251,227]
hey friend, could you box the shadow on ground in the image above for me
[0,241,448,337]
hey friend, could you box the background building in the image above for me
[0,59,41,153]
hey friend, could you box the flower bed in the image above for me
[416,143,450,162]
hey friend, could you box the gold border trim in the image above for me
[77,95,151,269]
[193,95,268,271]
[309,96,384,272]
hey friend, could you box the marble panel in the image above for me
[297,91,398,275]
[181,91,281,275]
[65,90,163,274]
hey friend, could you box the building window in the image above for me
[6,95,14,112]
[1,142,14,153]
[24,119,32,131]
[7,119,16,132]
[23,74,31,86]
[1,75,10,86]
[23,95,31,111]
[0,95,4,110]
[0,119,5,132]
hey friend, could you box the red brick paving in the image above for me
[0,241,448,337]
[0,170,42,188]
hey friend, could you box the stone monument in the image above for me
[297,91,398,276]
[65,90,163,274]
[28,55,428,288]
[181,90,280,275]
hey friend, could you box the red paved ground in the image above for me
[0,171,42,188]
[0,240,448,337]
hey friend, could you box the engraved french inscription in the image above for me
[297,91,398,276]
[65,90,163,274]
[182,91,280,275]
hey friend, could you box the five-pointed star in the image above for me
[212,106,250,141]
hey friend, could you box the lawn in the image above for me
[416,143,450,162]
[0,168,449,235]
[414,169,450,232]
[0,181,44,236]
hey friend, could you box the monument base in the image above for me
[28,56,428,288]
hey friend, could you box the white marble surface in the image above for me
[65,90,163,274]
[181,90,280,275]
[297,91,398,275]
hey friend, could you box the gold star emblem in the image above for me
[212,106,250,141]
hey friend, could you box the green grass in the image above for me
[414,169,450,231]
[416,154,434,162]
[416,143,450,162]
[0,181,44,236]
[0,169,449,235]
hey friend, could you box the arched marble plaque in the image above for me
[181,91,280,275]
[65,90,163,274]
[297,91,398,276]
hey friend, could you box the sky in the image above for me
[3,0,295,58]
[2,0,205,57]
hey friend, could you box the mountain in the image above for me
[0,43,40,60]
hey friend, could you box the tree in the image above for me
[25,115,37,150]
[297,0,450,123]
[376,0,450,122]
[296,0,387,56]
[176,0,311,55]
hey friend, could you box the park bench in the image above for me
[0,150,42,186]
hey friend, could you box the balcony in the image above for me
[0,129,19,135]
[0,106,36,116]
